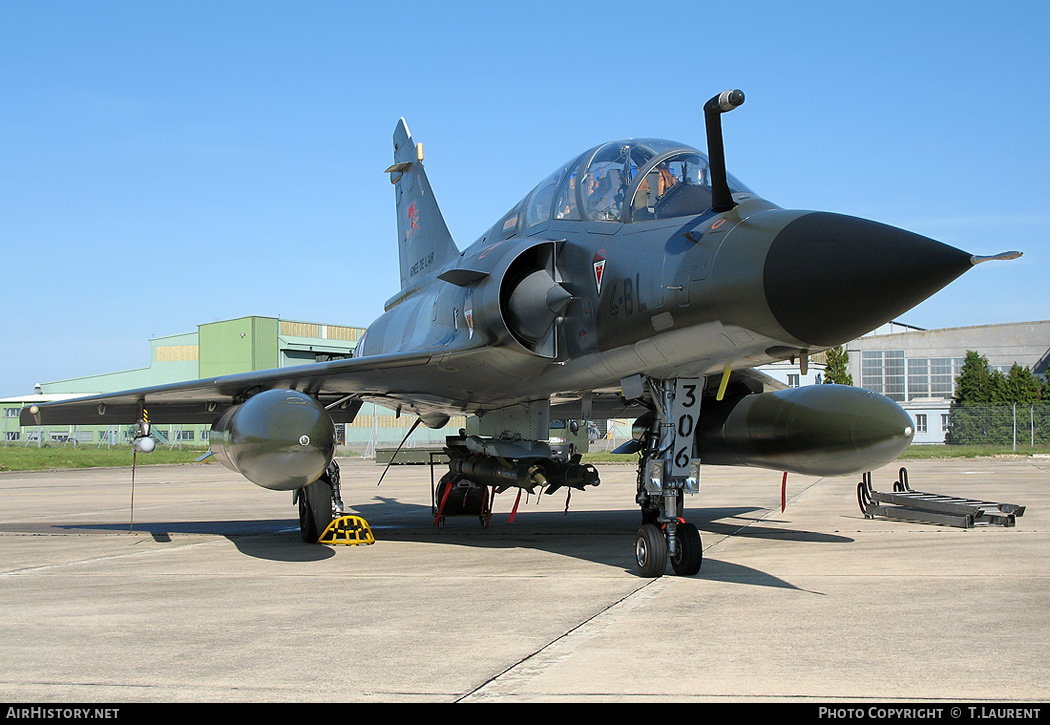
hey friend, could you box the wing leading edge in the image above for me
[19,349,451,427]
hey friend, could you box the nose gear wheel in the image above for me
[635,523,667,578]
[669,521,702,576]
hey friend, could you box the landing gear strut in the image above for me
[633,378,704,577]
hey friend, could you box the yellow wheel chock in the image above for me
[318,515,375,546]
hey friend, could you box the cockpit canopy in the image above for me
[483,139,753,242]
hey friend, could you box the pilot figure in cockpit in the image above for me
[586,167,625,220]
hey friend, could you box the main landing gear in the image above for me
[297,459,342,543]
[633,378,704,578]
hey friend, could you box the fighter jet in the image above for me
[22,90,1020,577]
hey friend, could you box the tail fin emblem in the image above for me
[406,202,421,238]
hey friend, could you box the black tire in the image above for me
[670,522,702,576]
[298,476,334,544]
[635,523,667,578]
[436,474,487,517]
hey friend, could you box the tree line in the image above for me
[947,351,1047,445]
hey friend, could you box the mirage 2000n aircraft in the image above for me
[23,90,1021,577]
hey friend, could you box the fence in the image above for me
[946,403,1050,447]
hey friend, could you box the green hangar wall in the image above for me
[2,316,463,450]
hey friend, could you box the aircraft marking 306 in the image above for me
[22,90,1021,577]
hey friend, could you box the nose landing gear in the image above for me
[633,378,704,577]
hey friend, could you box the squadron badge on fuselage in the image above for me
[593,250,606,295]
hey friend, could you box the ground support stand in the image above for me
[858,467,1025,528]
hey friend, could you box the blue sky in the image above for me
[2,0,1047,396]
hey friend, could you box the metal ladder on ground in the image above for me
[858,467,1026,528]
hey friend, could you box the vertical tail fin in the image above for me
[387,118,459,290]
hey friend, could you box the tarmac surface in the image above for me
[1,454,1048,703]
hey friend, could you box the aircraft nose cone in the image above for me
[763,212,972,347]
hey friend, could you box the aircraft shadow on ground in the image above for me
[43,495,853,581]
[350,496,852,590]
[50,520,335,562]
